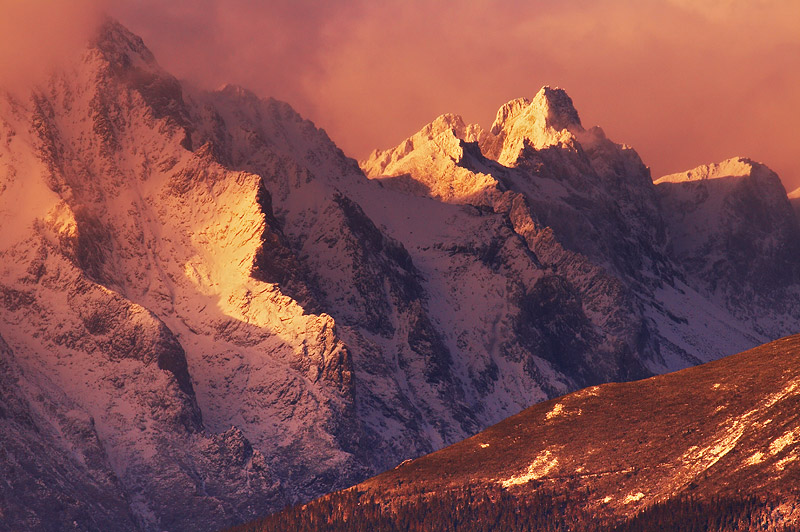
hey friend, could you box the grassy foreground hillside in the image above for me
[229,335,800,531]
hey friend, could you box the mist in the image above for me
[0,0,106,91]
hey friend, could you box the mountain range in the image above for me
[0,20,798,532]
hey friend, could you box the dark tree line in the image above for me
[226,486,800,532]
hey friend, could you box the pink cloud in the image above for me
[0,0,107,91]
[6,0,797,189]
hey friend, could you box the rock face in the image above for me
[1,22,800,532]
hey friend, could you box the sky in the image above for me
[2,0,799,189]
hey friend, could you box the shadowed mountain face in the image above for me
[656,159,800,335]
[240,335,800,531]
[1,20,800,532]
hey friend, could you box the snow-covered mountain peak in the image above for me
[215,83,260,102]
[436,113,484,141]
[91,18,159,70]
[489,86,582,135]
[82,17,194,145]
[529,86,583,131]
[360,112,489,195]
[656,157,780,186]
[480,86,584,166]
[655,158,800,329]
[655,158,794,238]
[489,97,531,135]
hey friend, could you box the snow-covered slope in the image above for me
[2,20,800,532]
[0,22,316,531]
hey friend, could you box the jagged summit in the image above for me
[85,17,194,141]
[435,113,485,145]
[360,112,492,200]
[363,112,482,167]
[489,97,531,135]
[490,87,582,135]
[529,86,583,130]
[92,17,159,68]
[481,86,584,165]
[363,86,593,179]
[364,86,586,177]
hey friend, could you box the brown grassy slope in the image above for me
[359,334,800,515]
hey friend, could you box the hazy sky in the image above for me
[3,1,799,189]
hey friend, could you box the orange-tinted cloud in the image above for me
[0,0,106,91]
[10,0,798,190]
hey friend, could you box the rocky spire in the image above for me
[481,86,583,165]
